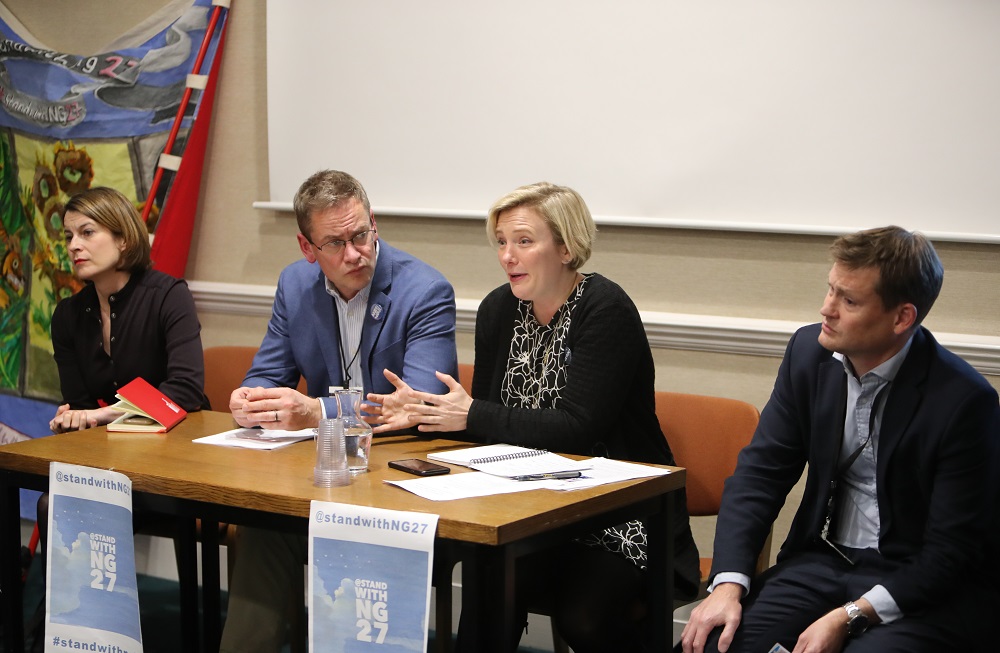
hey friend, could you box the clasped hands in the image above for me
[230,386,321,431]
[49,404,123,433]
[364,369,471,433]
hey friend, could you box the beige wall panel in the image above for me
[199,312,269,350]
[187,2,276,284]
[652,350,781,409]
[921,242,1000,336]
[382,221,1000,338]
[1,0,171,52]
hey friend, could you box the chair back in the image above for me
[457,362,474,396]
[203,346,260,411]
[655,391,760,517]
[202,346,317,411]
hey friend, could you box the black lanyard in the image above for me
[820,378,888,562]
[838,382,888,475]
[331,296,362,389]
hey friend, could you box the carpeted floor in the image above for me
[17,566,553,653]
[138,575,227,653]
[19,559,218,653]
[15,574,543,653]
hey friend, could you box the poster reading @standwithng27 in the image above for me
[309,502,439,653]
[46,462,142,653]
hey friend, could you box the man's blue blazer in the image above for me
[243,240,458,417]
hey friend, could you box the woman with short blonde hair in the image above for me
[369,181,699,652]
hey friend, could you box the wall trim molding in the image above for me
[189,280,1000,376]
[252,202,1000,245]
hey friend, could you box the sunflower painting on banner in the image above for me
[0,0,228,401]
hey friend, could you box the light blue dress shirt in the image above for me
[319,242,378,417]
[710,336,914,625]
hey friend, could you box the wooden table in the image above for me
[0,411,684,653]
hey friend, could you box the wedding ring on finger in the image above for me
[273,410,279,422]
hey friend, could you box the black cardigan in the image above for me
[51,268,208,412]
[467,274,700,597]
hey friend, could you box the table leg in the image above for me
[646,491,675,650]
[459,544,517,652]
[432,540,456,653]
[201,519,221,653]
[0,481,24,653]
[175,517,200,651]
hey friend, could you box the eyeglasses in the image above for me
[310,229,374,254]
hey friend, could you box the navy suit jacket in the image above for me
[711,324,1000,614]
[244,241,458,417]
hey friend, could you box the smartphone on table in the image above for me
[388,458,450,476]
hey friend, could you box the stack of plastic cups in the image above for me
[314,417,350,487]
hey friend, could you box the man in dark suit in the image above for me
[220,170,458,653]
[681,226,999,653]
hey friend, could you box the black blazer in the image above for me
[711,324,1000,614]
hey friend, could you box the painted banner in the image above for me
[309,501,439,653]
[0,392,55,517]
[46,462,142,653]
[0,0,228,402]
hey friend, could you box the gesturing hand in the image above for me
[366,370,473,433]
[365,369,428,433]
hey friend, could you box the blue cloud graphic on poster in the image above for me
[48,494,141,642]
[311,538,430,652]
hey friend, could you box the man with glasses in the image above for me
[681,226,999,653]
[220,169,457,653]
[228,168,457,431]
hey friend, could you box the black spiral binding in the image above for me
[469,448,548,466]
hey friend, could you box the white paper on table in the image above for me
[385,470,562,501]
[549,457,672,490]
[192,427,316,450]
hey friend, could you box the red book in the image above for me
[107,377,188,433]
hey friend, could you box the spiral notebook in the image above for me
[427,444,591,478]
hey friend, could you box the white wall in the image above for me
[266,1,1000,242]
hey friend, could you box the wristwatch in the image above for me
[843,601,869,637]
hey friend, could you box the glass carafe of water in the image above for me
[335,388,373,473]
